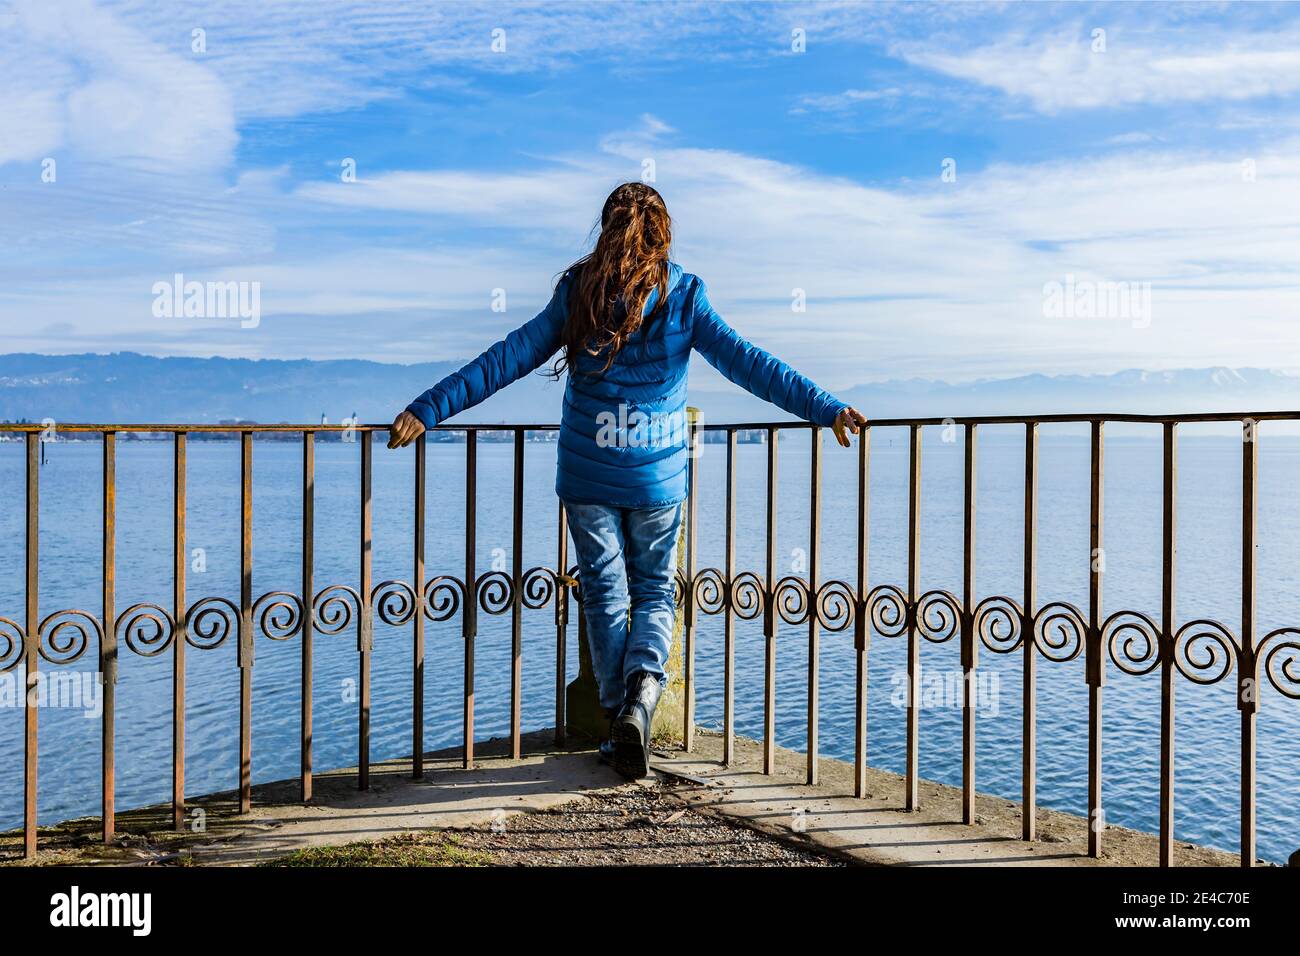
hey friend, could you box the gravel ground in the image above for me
[451,780,846,867]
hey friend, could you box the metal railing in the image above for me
[2,414,1299,867]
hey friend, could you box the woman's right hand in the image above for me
[832,406,868,447]
[387,410,426,449]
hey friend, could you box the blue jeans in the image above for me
[564,501,682,711]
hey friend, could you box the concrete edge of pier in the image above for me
[0,728,1251,867]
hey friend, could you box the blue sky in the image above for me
[3,0,1300,392]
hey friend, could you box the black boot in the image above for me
[610,672,662,780]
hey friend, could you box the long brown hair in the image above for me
[552,182,672,377]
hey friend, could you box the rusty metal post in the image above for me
[238,431,253,813]
[173,432,187,829]
[1160,422,1177,865]
[1240,419,1258,867]
[764,426,778,775]
[24,433,38,857]
[301,432,314,801]
[101,431,116,843]
[683,418,698,752]
[555,501,569,744]
[463,431,477,769]
[961,423,978,825]
[854,425,871,798]
[723,429,736,766]
[905,424,921,809]
[1087,420,1105,857]
[412,433,425,777]
[1023,422,1038,840]
[511,429,525,759]
[358,434,372,790]
[807,426,822,786]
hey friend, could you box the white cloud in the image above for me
[3,0,237,172]
[297,113,676,233]
[1105,132,1157,145]
[13,121,1300,383]
[84,0,794,121]
[6,2,1300,387]
[899,30,1300,113]
[298,168,604,234]
[639,114,676,137]
[791,87,903,114]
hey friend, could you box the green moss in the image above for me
[262,832,495,868]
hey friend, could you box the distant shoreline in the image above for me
[0,428,771,444]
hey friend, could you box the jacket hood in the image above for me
[665,261,684,295]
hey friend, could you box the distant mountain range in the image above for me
[1,352,1298,427]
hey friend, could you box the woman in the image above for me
[389,182,866,779]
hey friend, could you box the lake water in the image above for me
[1,427,1298,862]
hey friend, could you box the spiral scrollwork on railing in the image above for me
[916,589,961,644]
[371,581,416,626]
[37,609,102,664]
[422,575,465,622]
[866,583,908,638]
[814,580,857,632]
[1172,618,1238,686]
[0,617,26,672]
[673,569,688,609]
[973,595,1022,653]
[1031,601,1086,663]
[693,568,728,616]
[773,575,811,625]
[252,591,304,640]
[1102,609,1161,676]
[476,570,514,615]
[521,566,558,610]
[117,603,176,657]
[313,585,361,635]
[729,571,765,621]
[1257,627,1300,700]
[184,597,238,650]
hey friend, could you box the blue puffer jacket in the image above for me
[406,262,847,508]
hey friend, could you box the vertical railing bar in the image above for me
[683,418,698,752]
[464,431,477,769]
[905,423,921,809]
[172,432,187,829]
[1022,421,1038,840]
[961,423,978,824]
[413,433,425,778]
[358,434,372,790]
[24,433,38,857]
[764,426,778,775]
[1240,418,1258,868]
[723,428,736,766]
[1088,420,1105,857]
[511,428,524,760]
[555,501,568,745]
[101,431,116,844]
[1159,422,1177,866]
[854,425,871,798]
[807,426,822,786]
[238,431,253,814]
[301,432,314,801]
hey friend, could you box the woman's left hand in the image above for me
[832,406,868,447]
[387,410,426,448]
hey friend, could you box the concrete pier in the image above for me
[0,729,1245,867]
